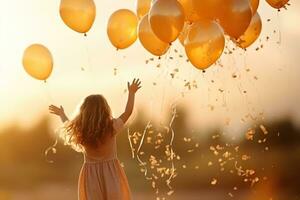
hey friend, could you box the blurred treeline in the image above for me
[0,107,300,198]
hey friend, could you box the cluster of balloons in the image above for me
[23,0,97,81]
[22,0,290,81]
[107,0,289,70]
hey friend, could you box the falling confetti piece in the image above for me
[211,178,218,185]
[167,190,174,196]
[242,155,251,161]
[246,129,255,140]
[260,125,268,135]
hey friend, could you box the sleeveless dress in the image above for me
[78,118,131,200]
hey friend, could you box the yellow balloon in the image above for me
[59,0,96,34]
[185,20,225,70]
[22,44,53,81]
[107,9,138,49]
[139,15,170,56]
[250,0,260,14]
[136,0,152,19]
[236,13,262,48]
[219,0,253,39]
[266,0,289,9]
[178,22,191,46]
[149,0,185,43]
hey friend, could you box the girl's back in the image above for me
[79,118,131,200]
[84,118,123,161]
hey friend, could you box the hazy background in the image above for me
[0,0,300,199]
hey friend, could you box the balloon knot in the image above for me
[44,80,47,83]
[84,33,87,37]
[202,70,206,73]
[158,56,161,60]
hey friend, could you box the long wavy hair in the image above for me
[61,95,114,151]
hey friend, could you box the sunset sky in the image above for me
[0,0,299,136]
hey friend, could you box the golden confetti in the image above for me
[211,178,218,185]
[167,190,174,196]
[260,125,268,135]
[246,129,255,140]
[242,155,251,161]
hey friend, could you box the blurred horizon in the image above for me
[1,107,300,199]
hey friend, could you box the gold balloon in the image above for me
[236,13,262,48]
[185,20,225,70]
[107,9,138,49]
[139,15,170,56]
[219,0,253,39]
[136,0,152,19]
[177,0,199,22]
[59,0,96,34]
[193,0,223,20]
[178,22,191,46]
[22,44,53,81]
[250,0,260,14]
[149,0,185,43]
[178,0,223,22]
[266,0,289,9]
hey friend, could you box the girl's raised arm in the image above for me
[49,105,69,123]
[119,78,141,123]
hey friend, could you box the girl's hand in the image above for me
[49,105,69,123]
[127,78,142,94]
[120,79,141,124]
[49,105,65,117]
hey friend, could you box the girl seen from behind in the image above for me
[49,79,142,200]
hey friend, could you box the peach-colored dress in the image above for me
[78,118,131,200]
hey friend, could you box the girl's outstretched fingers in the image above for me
[49,105,69,123]
[49,105,65,116]
[128,78,142,93]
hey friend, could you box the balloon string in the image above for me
[43,81,55,103]
[166,105,177,190]
[137,121,152,179]
[83,36,98,87]
[276,12,282,46]
[81,37,88,72]
[84,36,92,71]
[159,47,173,116]
[127,128,135,159]
[236,49,254,117]
[42,81,59,163]
[243,51,264,120]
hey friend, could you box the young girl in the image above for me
[49,78,141,200]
